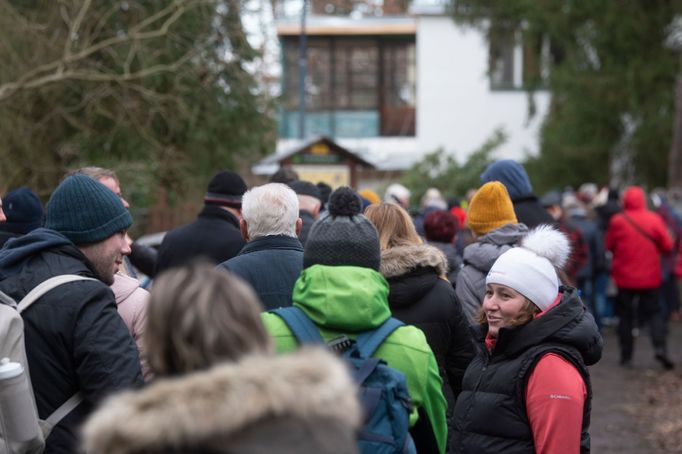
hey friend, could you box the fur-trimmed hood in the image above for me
[82,348,361,454]
[380,244,448,278]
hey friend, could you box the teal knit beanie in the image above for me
[45,174,133,245]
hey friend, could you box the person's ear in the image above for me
[295,218,303,236]
[239,219,250,241]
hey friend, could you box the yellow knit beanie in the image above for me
[466,181,517,236]
[359,189,381,205]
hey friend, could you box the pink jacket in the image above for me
[111,273,152,380]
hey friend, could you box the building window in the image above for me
[489,26,549,90]
[281,35,416,138]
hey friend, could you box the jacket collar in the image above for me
[198,204,239,227]
[240,235,303,255]
[299,210,316,222]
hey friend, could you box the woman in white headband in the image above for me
[452,225,603,454]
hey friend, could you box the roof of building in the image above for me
[252,136,420,175]
[277,15,416,36]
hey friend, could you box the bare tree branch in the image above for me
[0,1,49,32]
[0,0,215,102]
[64,0,92,60]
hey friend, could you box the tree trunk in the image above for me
[669,52,682,188]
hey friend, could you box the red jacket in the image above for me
[606,186,674,289]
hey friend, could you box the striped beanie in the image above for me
[204,171,247,208]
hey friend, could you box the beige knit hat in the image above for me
[466,181,517,236]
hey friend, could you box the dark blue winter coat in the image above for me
[221,235,303,310]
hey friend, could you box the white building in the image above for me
[254,1,550,181]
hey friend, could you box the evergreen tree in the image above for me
[453,0,682,190]
[0,0,274,201]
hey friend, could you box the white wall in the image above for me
[267,14,551,174]
[415,16,550,163]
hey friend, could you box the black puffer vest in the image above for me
[453,288,602,454]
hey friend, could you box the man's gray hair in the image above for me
[241,183,299,239]
[67,166,119,182]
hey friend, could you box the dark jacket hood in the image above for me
[381,244,448,308]
[480,160,533,200]
[0,228,72,279]
[489,287,603,366]
[623,186,646,211]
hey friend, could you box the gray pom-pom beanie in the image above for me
[303,187,381,270]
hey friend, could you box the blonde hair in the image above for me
[365,202,422,251]
[145,261,273,376]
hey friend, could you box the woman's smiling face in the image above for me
[483,283,529,338]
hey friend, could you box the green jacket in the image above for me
[261,264,447,454]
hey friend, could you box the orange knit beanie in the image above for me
[466,181,517,236]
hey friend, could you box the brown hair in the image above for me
[145,261,273,376]
[365,202,422,251]
[476,298,541,328]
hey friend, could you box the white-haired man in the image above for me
[220,183,303,310]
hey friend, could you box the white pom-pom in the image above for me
[520,224,571,269]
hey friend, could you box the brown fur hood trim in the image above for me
[380,244,448,278]
[82,348,361,454]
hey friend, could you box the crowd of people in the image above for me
[0,158,679,453]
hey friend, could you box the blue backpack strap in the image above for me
[353,357,383,416]
[353,317,404,359]
[270,307,325,345]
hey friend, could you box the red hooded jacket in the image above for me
[606,186,674,289]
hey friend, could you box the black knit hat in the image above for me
[303,187,381,270]
[204,171,247,208]
[45,174,132,245]
[0,187,44,234]
[288,180,322,201]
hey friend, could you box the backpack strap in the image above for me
[46,392,83,427]
[270,307,325,345]
[16,274,95,425]
[353,317,404,359]
[17,275,97,314]
[0,289,16,307]
[621,212,660,247]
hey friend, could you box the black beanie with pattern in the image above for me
[45,174,132,245]
[303,187,381,270]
